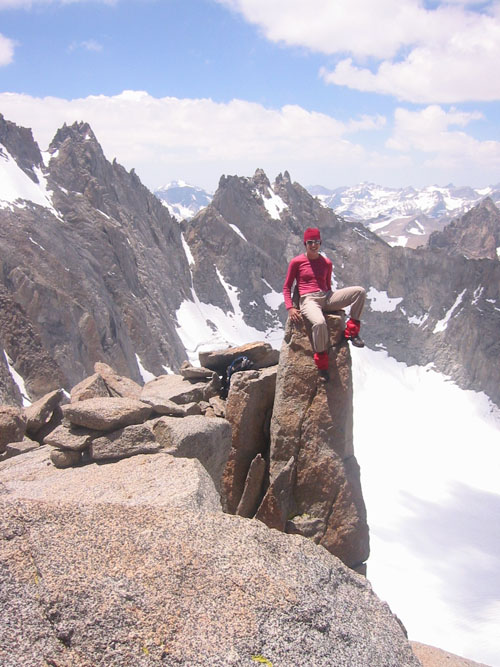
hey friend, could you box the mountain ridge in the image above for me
[155,179,500,249]
[0,114,499,411]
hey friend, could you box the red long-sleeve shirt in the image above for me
[283,253,333,309]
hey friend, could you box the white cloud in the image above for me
[0,91,385,190]
[346,114,387,133]
[216,0,500,103]
[387,105,500,169]
[1,91,497,190]
[217,0,433,60]
[68,39,103,52]
[322,30,500,104]
[0,33,15,65]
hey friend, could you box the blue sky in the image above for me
[0,0,499,191]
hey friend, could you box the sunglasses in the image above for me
[306,240,321,245]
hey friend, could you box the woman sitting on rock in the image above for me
[283,227,366,382]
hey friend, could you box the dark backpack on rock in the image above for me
[221,355,254,397]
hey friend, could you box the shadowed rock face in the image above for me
[0,117,192,399]
[0,114,43,181]
[266,313,369,569]
[0,286,64,402]
[428,197,500,260]
[0,497,420,667]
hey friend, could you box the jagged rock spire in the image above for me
[265,313,369,570]
[49,121,98,152]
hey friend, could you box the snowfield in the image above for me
[352,347,500,665]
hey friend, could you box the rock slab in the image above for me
[0,497,420,667]
[0,406,26,452]
[140,373,218,407]
[152,415,232,492]
[89,423,159,461]
[0,446,221,512]
[62,397,152,431]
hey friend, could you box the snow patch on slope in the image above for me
[388,235,409,247]
[181,233,195,266]
[135,354,156,383]
[160,199,194,221]
[263,188,287,220]
[367,287,403,312]
[408,220,425,235]
[0,148,51,211]
[262,278,282,310]
[3,350,31,406]
[433,289,466,333]
[229,223,247,241]
[175,271,283,365]
[408,313,429,328]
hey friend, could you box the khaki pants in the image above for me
[299,287,366,353]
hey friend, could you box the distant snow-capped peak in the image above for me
[154,181,213,220]
[307,182,500,248]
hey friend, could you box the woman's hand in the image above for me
[288,307,302,323]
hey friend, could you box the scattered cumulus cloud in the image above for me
[0,33,15,65]
[68,39,103,53]
[322,31,500,104]
[388,105,500,169]
[0,91,497,189]
[216,0,500,103]
[346,114,387,133]
[0,91,386,189]
[217,0,433,60]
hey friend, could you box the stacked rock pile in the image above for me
[0,388,64,461]
[0,344,279,498]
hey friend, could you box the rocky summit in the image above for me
[268,314,368,570]
[0,345,424,666]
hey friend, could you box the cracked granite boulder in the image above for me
[222,366,277,514]
[0,497,418,667]
[262,313,369,570]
